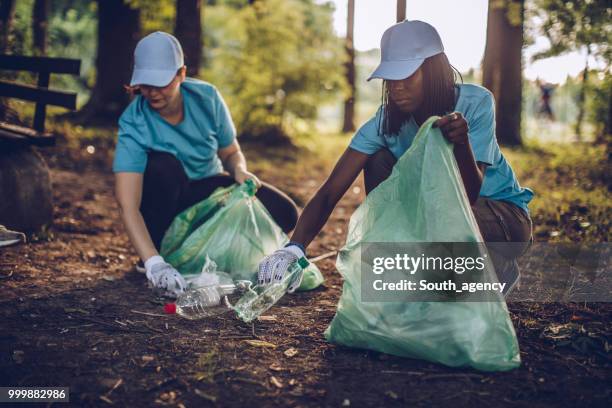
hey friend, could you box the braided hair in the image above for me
[379,53,463,137]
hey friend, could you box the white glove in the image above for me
[145,255,186,298]
[258,244,305,293]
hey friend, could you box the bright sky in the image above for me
[322,0,600,84]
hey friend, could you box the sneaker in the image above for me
[0,225,26,248]
[135,260,146,274]
[496,259,520,298]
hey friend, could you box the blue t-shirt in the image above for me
[349,84,534,213]
[113,78,236,180]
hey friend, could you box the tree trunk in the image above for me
[32,0,49,55]
[0,0,15,53]
[342,0,355,133]
[175,0,203,77]
[0,146,53,233]
[397,0,406,22]
[77,0,140,124]
[482,0,524,146]
[574,46,590,141]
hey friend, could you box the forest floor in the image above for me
[0,125,610,407]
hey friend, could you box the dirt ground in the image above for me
[0,141,610,407]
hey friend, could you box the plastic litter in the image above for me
[160,179,324,291]
[233,257,310,323]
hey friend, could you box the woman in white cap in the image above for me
[258,20,533,296]
[114,32,299,297]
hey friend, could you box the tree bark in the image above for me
[397,0,406,22]
[574,46,590,141]
[0,0,15,53]
[32,0,49,55]
[342,0,355,133]
[0,146,53,232]
[77,0,140,123]
[175,0,203,77]
[482,0,524,146]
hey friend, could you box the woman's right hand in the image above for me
[145,255,186,298]
[257,244,305,292]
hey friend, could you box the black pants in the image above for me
[141,152,299,250]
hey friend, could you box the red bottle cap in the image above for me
[164,303,177,314]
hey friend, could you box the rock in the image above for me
[0,146,53,232]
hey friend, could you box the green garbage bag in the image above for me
[324,116,521,371]
[160,180,324,291]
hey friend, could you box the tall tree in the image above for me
[175,0,203,77]
[78,0,140,123]
[341,0,355,133]
[0,0,15,52]
[482,0,524,146]
[531,0,611,140]
[32,0,49,55]
[397,0,406,22]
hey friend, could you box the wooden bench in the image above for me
[0,55,80,233]
[0,55,80,146]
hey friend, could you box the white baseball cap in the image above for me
[368,20,444,81]
[130,31,184,87]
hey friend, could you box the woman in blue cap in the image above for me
[259,20,534,296]
[114,32,299,297]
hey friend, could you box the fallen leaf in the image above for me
[289,379,297,386]
[244,339,277,349]
[258,315,278,322]
[385,390,398,400]
[194,389,217,402]
[141,355,155,362]
[269,363,283,372]
[284,347,298,357]
[270,376,283,388]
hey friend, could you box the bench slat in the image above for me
[0,55,80,75]
[0,80,77,109]
[0,124,55,147]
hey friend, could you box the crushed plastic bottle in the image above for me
[232,257,310,323]
[164,281,251,320]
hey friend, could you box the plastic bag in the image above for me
[324,116,521,371]
[160,180,324,291]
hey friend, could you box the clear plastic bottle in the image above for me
[232,257,310,323]
[165,282,249,320]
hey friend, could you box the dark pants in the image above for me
[364,149,533,288]
[141,152,299,250]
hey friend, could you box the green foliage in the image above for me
[585,70,611,138]
[531,0,611,64]
[203,0,347,142]
[127,0,175,33]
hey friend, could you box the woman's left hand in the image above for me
[434,112,469,145]
[234,169,262,188]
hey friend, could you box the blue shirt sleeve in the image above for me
[349,109,385,155]
[468,92,497,166]
[112,115,148,173]
[213,87,236,149]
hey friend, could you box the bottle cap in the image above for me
[164,303,177,314]
[297,257,310,269]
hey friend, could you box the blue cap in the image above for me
[130,32,184,87]
[368,20,444,81]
